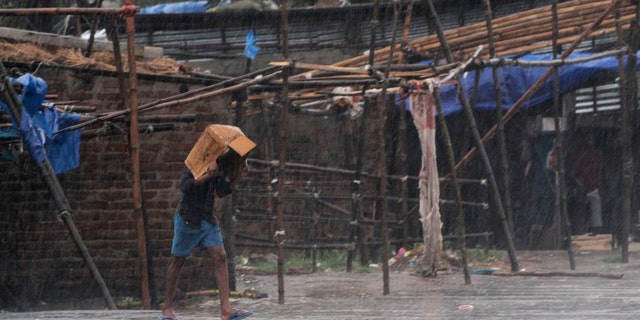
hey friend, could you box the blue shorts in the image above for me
[171,214,223,257]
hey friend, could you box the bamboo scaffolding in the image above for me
[291,0,636,81]
[450,0,624,180]
[425,0,520,273]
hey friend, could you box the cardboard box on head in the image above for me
[185,124,256,179]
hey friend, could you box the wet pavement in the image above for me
[2,250,640,320]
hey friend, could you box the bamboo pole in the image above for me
[551,0,576,268]
[275,0,291,305]
[432,85,471,284]
[619,1,639,263]
[450,0,624,180]
[0,6,138,16]
[477,48,628,68]
[259,92,277,267]
[123,0,151,310]
[346,0,383,274]
[424,0,520,272]
[0,60,117,310]
[612,8,626,255]
[81,123,174,138]
[84,0,104,57]
[484,0,516,246]
[397,0,413,248]
[221,94,244,292]
[349,93,369,268]
[107,19,129,121]
[376,0,403,296]
[58,67,282,133]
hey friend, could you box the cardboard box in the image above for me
[185,124,256,179]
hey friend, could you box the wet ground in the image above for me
[2,249,640,320]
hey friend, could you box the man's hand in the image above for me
[228,160,249,189]
[194,161,219,185]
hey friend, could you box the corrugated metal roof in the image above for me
[128,0,574,61]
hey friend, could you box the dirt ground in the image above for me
[166,245,640,318]
[3,243,640,319]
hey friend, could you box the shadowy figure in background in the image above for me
[567,135,604,235]
[160,150,253,320]
[545,140,588,235]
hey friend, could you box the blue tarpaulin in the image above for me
[0,74,81,174]
[139,0,210,14]
[406,51,640,115]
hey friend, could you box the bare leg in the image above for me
[162,256,186,317]
[207,246,251,320]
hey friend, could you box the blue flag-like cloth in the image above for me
[17,74,49,164]
[244,29,260,60]
[0,73,81,174]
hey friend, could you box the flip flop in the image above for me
[229,309,254,320]
[157,316,178,320]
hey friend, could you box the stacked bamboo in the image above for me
[397,0,631,64]
[292,0,635,83]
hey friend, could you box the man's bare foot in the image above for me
[222,309,253,320]
[160,307,178,319]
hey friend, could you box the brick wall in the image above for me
[0,65,387,306]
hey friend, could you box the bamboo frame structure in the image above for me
[2,0,639,308]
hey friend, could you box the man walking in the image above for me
[160,149,253,320]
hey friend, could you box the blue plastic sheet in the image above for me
[0,74,81,174]
[405,51,640,115]
[139,0,210,14]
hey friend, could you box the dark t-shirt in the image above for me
[176,166,233,228]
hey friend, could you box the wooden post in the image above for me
[376,0,403,296]
[84,0,104,57]
[398,0,413,248]
[347,0,382,273]
[123,0,151,310]
[0,60,117,310]
[550,0,576,268]
[620,0,639,263]
[223,95,246,292]
[275,0,290,305]
[424,0,520,272]
[484,0,516,241]
[350,94,369,268]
